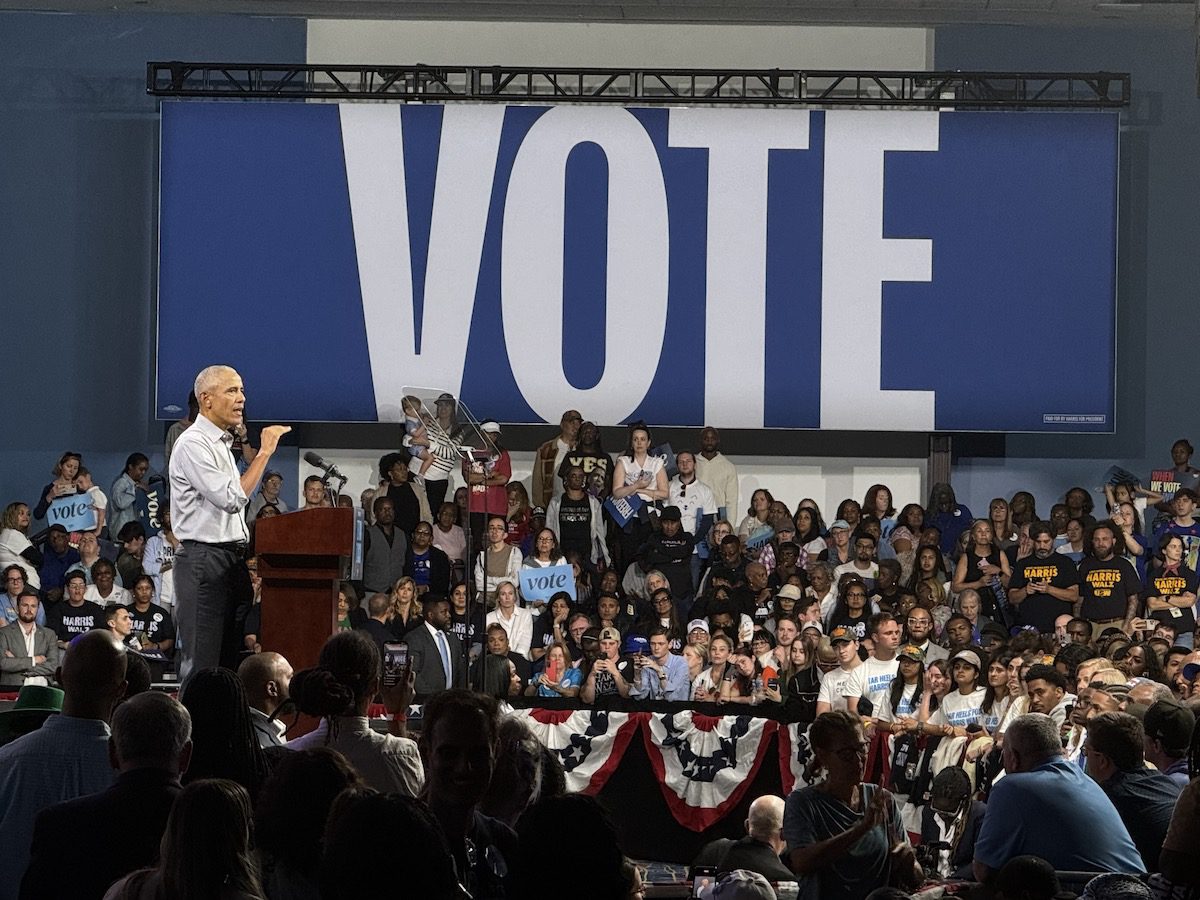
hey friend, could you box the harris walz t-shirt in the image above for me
[1010,554,1080,634]
[1144,565,1199,635]
[1076,556,1140,622]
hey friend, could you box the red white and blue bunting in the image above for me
[642,711,778,832]
[512,707,639,795]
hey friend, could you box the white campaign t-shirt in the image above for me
[929,687,986,729]
[817,664,859,710]
[841,655,900,714]
[878,681,920,723]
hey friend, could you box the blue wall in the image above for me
[936,24,1200,516]
[0,12,305,515]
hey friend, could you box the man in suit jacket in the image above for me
[405,595,466,700]
[692,796,793,883]
[0,591,60,689]
[20,692,191,899]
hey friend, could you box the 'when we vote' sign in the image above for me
[519,564,576,604]
[46,495,97,532]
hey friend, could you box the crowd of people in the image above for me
[4,407,1200,898]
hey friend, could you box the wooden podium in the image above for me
[255,507,359,672]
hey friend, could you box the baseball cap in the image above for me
[480,420,501,434]
[598,626,621,643]
[801,621,824,635]
[1144,699,1196,754]
[660,505,682,522]
[829,626,855,645]
[776,584,803,602]
[898,644,925,662]
[829,519,851,532]
[951,649,982,671]
[1182,654,1200,681]
[710,870,775,900]
[980,622,1009,642]
[624,635,649,655]
[435,392,455,404]
[530,507,546,518]
[580,627,601,647]
[687,619,709,635]
[46,524,68,535]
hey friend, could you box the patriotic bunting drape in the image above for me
[510,708,797,830]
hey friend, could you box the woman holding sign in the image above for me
[611,424,669,569]
[32,452,83,521]
[520,528,567,614]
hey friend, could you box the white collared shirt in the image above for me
[19,621,47,687]
[168,415,250,544]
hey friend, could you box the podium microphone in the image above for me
[304,451,347,484]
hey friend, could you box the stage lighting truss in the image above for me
[147,63,1129,108]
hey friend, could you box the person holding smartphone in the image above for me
[581,627,632,702]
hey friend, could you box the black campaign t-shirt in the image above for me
[1010,554,1080,634]
[1144,565,1199,635]
[1076,556,1140,622]
[556,494,593,559]
[558,451,612,488]
[46,600,105,642]
[126,602,177,647]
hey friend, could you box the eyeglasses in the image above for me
[832,741,870,762]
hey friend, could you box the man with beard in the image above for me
[693,426,738,521]
[1008,521,1081,634]
[1077,521,1140,639]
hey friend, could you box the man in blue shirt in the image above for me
[973,713,1144,883]
[1084,711,1182,872]
[630,627,690,701]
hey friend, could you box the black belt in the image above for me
[182,539,247,552]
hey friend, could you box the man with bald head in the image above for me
[238,651,293,748]
[0,630,128,900]
[170,364,291,679]
[693,794,792,882]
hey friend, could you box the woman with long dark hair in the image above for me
[179,668,269,801]
[793,505,826,560]
[779,639,820,724]
[906,545,949,597]
[611,422,669,567]
[288,630,422,796]
[105,779,266,900]
[878,645,925,736]
[951,519,1011,623]
[863,485,897,539]
[738,489,776,544]
[826,579,871,641]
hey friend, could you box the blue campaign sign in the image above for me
[46,495,97,533]
[519,564,576,604]
[157,103,1118,433]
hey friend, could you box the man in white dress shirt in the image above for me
[169,365,290,681]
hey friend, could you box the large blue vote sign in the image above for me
[156,102,1117,432]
